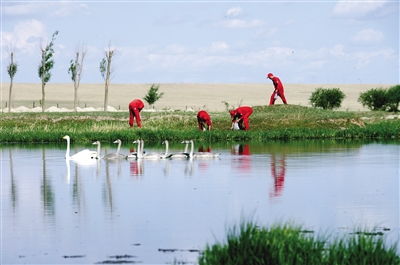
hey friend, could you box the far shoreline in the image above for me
[1,82,395,112]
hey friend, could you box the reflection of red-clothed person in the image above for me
[270,154,286,198]
[267,73,287,105]
[229,106,253,130]
[197,110,212,131]
[129,99,144,128]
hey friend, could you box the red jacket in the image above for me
[271,76,284,92]
[230,106,253,121]
[129,99,144,127]
[197,110,212,126]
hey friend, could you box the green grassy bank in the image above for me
[199,222,400,265]
[1,105,399,143]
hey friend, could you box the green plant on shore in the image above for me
[199,222,400,265]
[144,84,164,109]
[358,85,400,112]
[310,88,345,110]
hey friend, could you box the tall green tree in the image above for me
[7,51,18,112]
[99,46,115,111]
[68,47,86,112]
[144,84,164,109]
[38,31,58,112]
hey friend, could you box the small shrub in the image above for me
[358,88,388,111]
[144,83,164,109]
[386,85,400,112]
[310,88,345,110]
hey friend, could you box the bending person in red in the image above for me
[267,73,287,105]
[197,110,212,131]
[229,106,253,130]
[128,99,144,128]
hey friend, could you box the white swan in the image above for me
[160,140,169,159]
[187,140,221,159]
[92,140,101,159]
[141,140,162,160]
[167,140,191,159]
[126,139,142,159]
[104,139,125,160]
[63,135,98,160]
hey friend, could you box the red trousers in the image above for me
[269,90,287,105]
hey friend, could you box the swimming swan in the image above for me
[167,140,191,159]
[160,140,169,159]
[187,140,220,159]
[104,139,125,160]
[63,135,98,160]
[126,139,142,159]
[141,140,163,160]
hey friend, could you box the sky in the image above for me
[1,0,399,84]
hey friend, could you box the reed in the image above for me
[199,222,400,265]
[1,105,398,143]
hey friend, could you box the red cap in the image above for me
[267,73,274,78]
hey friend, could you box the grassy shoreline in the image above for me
[1,105,399,143]
[199,222,399,265]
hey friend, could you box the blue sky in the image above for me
[1,0,399,84]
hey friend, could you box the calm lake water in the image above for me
[1,141,399,264]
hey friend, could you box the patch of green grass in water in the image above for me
[199,222,400,265]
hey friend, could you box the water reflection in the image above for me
[41,148,55,217]
[270,153,286,198]
[9,149,17,211]
[2,141,399,264]
[231,144,252,173]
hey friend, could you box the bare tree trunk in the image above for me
[41,50,46,112]
[103,49,113,112]
[8,53,14,113]
[8,77,13,113]
[73,52,79,112]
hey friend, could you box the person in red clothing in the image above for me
[229,106,253,130]
[197,110,212,131]
[128,99,144,128]
[267,73,287,105]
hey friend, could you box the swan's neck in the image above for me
[97,143,101,157]
[184,143,189,153]
[116,142,121,155]
[138,140,143,158]
[65,138,71,159]
[189,140,194,158]
[165,141,169,155]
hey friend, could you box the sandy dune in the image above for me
[0,83,394,112]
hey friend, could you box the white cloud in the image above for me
[3,2,89,17]
[352,29,384,43]
[226,7,242,18]
[354,48,395,67]
[1,19,47,54]
[221,18,264,28]
[333,0,389,18]
[209,41,229,52]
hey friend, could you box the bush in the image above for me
[386,85,400,112]
[358,88,389,111]
[309,88,345,110]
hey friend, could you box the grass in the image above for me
[0,105,399,143]
[199,222,400,265]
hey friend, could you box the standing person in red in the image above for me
[229,106,253,130]
[197,110,212,131]
[267,73,287,105]
[128,99,144,128]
